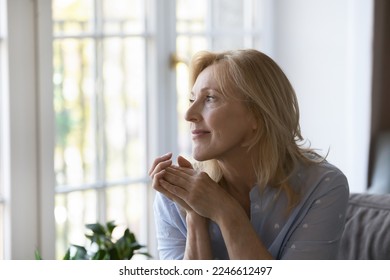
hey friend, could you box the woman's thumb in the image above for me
[177,155,193,169]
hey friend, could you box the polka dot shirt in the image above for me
[154,160,349,259]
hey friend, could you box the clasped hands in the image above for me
[149,153,234,222]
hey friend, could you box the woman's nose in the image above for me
[184,101,201,123]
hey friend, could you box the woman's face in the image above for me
[185,64,257,162]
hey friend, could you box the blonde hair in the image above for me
[189,49,322,210]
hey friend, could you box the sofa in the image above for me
[337,130,390,259]
[337,192,390,259]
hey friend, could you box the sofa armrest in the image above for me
[338,192,390,259]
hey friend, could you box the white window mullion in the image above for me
[146,0,177,259]
[140,0,151,259]
[94,0,107,225]
[147,0,177,160]
[36,0,56,260]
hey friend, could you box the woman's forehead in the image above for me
[192,65,219,90]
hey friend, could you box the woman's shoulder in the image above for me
[294,157,349,196]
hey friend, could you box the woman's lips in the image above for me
[191,129,211,139]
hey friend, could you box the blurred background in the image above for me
[1,0,388,259]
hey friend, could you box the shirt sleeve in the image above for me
[280,171,350,259]
[153,192,187,260]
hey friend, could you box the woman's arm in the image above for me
[214,198,273,259]
[184,212,213,259]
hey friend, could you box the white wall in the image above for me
[270,0,373,192]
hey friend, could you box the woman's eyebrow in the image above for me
[192,87,221,95]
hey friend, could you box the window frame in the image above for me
[51,0,178,259]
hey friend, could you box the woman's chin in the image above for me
[192,151,210,162]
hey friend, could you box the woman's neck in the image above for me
[217,152,257,195]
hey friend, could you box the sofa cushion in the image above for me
[338,192,390,259]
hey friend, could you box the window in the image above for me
[52,0,150,258]
[52,0,266,259]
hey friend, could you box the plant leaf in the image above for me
[71,245,88,260]
[106,221,116,234]
[129,242,143,251]
[93,249,107,260]
[63,248,71,260]
[108,247,120,260]
[86,223,106,235]
[34,249,42,260]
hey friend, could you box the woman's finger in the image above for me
[177,155,193,169]
[148,152,172,175]
[159,179,187,198]
[163,167,191,186]
[148,152,172,176]
[166,165,195,178]
[154,178,192,212]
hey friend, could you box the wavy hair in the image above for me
[189,49,322,210]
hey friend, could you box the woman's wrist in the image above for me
[186,211,208,226]
[184,211,212,259]
[213,195,245,226]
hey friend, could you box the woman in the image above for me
[149,49,349,260]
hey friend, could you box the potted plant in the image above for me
[36,221,151,260]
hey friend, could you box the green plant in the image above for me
[36,221,151,260]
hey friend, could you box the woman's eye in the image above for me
[206,95,216,102]
[188,93,218,104]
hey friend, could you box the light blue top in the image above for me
[153,160,349,260]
